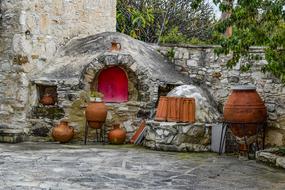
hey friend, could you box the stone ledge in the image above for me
[0,132,24,143]
[0,127,25,143]
[157,43,265,52]
[256,148,285,169]
[143,120,211,152]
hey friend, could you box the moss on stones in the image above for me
[31,107,65,120]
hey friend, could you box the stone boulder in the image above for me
[256,148,285,169]
[167,85,220,123]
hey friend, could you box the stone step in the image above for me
[0,128,24,143]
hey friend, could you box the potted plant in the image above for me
[89,91,104,102]
[85,91,107,129]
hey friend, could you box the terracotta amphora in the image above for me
[52,121,74,143]
[85,98,108,129]
[108,124,126,144]
[40,94,55,105]
[224,85,267,138]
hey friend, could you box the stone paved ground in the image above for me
[0,143,285,190]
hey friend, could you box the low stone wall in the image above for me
[256,148,285,169]
[26,97,148,143]
[158,44,285,147]
[144,121,211,152]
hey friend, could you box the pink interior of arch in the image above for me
[98,67,128,102]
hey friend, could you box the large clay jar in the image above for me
[224,85,267,138]
[52,121,74,143]
[40,94,55,105]
[85,98,107,129]
[108,124,126,144]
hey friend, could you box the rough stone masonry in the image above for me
[0,0,285,148]
[0,0,116,141]
[158,44,285,147]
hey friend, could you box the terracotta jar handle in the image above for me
[113,124,120,129]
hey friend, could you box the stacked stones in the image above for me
[0,0,116,142]
[25,32,190,143]
[158,44,285,147]
[144,85,220,152]
[0,0,29,142]
[144,121,211,152]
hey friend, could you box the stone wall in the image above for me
[0,0,116,141]
[27,52,154,142]
[13,0,116,72]
[144,121,211,152]
[158,44,285,147]
[0,0,28,137]
[22,32,188,143]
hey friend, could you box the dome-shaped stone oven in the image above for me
[33,32,190,105]
[30,32,191,140]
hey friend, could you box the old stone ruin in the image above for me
[0,0,285,155]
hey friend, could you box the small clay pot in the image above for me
[110,40,121,51]
[40,94,55,105]
[52,121,74,143]
[108,124,126,145]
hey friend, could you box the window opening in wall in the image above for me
[37,85,57,106]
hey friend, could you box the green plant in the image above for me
[159,27,189,44]
[192,0,285,82]
[166,48,175,60]
[89,91,103,98]
[277,147,285,156]
[116,0,215,43]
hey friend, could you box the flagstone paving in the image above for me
[0,143,284,190]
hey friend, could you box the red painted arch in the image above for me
[98,67,128,102]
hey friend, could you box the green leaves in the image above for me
[117,0,215,43]
[211,0,285,82]
[116,1,157,41]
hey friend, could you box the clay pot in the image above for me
[108,124,126,144]
[40,94,55,105]
[155,96,168,121]
[179,98,196,123]
[52,121,74,143]
[85,99,107,129]
[110,40,121,51]
[224,85,267,138]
